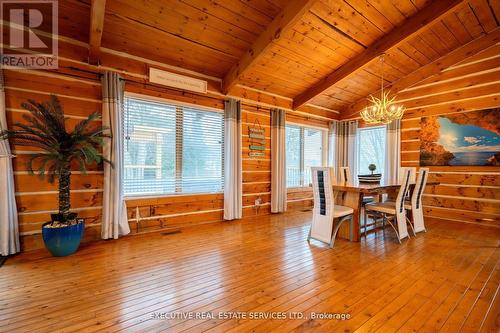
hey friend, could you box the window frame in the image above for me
[285,122,327,189]
[122,92,224,199]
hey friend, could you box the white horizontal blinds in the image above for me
[285,124,324,187]
[123,97,224,196]
[182,107,224,193]
[303,128,323,186]
[123,98,176,195]
[286,125,301,187]
[357,126,386,176]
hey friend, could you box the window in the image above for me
[286,124,324,187]
[123,97,224,196]
[357,126,386,177]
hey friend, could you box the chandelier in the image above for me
[360,54,405,124]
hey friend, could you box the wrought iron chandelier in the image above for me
[360,54,405,124]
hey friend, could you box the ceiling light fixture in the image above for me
[360,54,405,124]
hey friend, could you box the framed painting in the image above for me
[420,108,499,166]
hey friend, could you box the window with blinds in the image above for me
[285,124,324,187]
[123,97,224,196]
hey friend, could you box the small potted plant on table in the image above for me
[358,164,382,183]
[369,163,377,175]
[1,95,110,256]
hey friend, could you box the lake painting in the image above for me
[420,108,499,166]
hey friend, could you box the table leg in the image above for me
[335,191,362,242]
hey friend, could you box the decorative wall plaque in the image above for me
[248,119,265,158]
[149,67,208,93]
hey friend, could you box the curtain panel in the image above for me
[0,69,20,255]
[223,99,242,220]
[385,119,401,184]
[328,121,336,167]
[334,120,358,183]
[271,108,287,213]
[101,72,130,239]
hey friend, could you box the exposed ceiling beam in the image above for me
[88,0,106,65]
[341,28,500,119]
[222,0,317,94]
[292,0,464,110]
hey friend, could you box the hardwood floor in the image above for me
[1,212,499,333]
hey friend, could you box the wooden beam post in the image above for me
[292,0,464,110]
[222,0,316,94]
[88,0,106,65]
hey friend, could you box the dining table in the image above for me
[333,180,439,242]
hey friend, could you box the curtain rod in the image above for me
[65,66,128,82]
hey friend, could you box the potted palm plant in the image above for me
[0,95,110,256]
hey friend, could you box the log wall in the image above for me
[399,44,500,227]
[5,39,330,251]
[344,42,500,227]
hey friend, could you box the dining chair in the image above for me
[338,167,374,236]
[364,168,412,243]
[309,167,354,248]
[339,166,351,184]
[405,168,429,234]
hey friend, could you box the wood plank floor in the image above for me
[1,212,499,333]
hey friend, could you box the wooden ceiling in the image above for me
[58,0,498,116]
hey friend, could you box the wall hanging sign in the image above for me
[420,108,499,166]
[149,67,207,93]
[248,119,265,158]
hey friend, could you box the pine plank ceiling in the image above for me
[60,0,499,115]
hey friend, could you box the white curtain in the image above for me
[385,119,401,184]
[334,120,358,183]
[223,99,242,220]
[101,72,130,239]
[271,108,286,213]
[0,70,20,255]
[328,121,336,167]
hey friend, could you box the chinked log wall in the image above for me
[399,43,499,227]
[345,42,500,227]
[6,39,333,251]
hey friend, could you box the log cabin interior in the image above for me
[0,0,499,332]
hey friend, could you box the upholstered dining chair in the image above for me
[364,168,413,243]
[338,166,374,236]
[404,168,430,234]
[309,167,354,248]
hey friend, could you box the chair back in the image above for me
[411,168,429,233]
[339,166,351,184]
[310,167,336,243]
[399,167,416,184]
[394,168,411,240]
[411,168,429,209]
[396,168,412,214]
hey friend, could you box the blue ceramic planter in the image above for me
[42,221,84,257]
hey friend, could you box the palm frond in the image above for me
[73,111,101,135]
[21,100,64,137]
[20,114,57,142]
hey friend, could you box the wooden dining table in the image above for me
[333,180,439,242]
